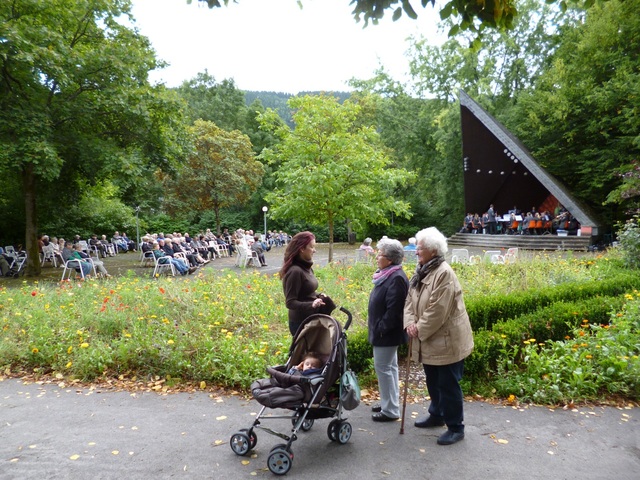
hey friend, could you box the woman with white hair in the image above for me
[368,238,409,422]
[404,227,474,445]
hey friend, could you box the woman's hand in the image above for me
[406,324,418,338]
[312,298,325,309]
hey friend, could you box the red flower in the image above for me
[31,290,37,296]
[159,287,165,294]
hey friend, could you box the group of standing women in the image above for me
[280,228,473,446]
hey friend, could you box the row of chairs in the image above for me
[235,244,262,268]
[2,247,27,277]
[450,248,519,265]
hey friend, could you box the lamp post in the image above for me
[262,206,268,241]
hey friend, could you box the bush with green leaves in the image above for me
[616,214,640,269]
[1,251,639,404]
[492,295,640,403]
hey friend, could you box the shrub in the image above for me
[616,214,640,269]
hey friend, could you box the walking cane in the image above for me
[399,336,413,434]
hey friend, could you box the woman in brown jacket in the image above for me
[404,227,474,445]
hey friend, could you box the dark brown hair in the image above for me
[279,231,315,279]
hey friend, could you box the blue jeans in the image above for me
[423,360,465,432]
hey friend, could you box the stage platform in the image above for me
[447,232,592,251]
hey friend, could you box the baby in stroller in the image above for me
[230,309,355,476]
[251,352,325,408]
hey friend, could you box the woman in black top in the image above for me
[280,231,333,335]
[367,238,409,422]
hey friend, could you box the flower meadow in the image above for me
[1,249,638,404]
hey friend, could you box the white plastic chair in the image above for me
[140,250,155,267]
[152,256,177,277]
[41,243,58,267]
[355,249,373,264]
[504,247,519,264]
[61,258,96,281]
[484,250,503,264]
[235,244,248,267]
[450,248,470,264]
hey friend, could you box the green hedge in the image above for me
[466,273,640,331]
[465,294,627,384]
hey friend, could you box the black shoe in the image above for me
[414,415,445,428]
[188,266,197,274]
[371,403,381,413]
[372,413,398,422]
[437,430,465,445]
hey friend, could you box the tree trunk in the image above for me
[23,164,41,277]
[214,205,221,235]
[328,214,334,263]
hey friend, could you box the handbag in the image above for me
[340,369,361,410]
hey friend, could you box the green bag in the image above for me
[340,370,361,410]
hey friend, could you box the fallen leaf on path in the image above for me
[112,450,119,455]
[241,460,250,465]
[216,415,227,421]
[497,439,508,444]
[214,440,224,446]
[69,454,80,460]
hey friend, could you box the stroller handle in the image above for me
[340,306,353,331]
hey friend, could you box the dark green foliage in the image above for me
[465,294,627,385]
[466,273,640,331]
[346,329,373,373]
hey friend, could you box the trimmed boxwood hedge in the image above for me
[464,294,626,383]
[348,289,630,393]
[465,272,640,331]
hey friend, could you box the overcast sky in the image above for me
[130,0,444,93]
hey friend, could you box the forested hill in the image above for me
[244,90,350,126]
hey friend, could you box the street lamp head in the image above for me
[262,206,268,213]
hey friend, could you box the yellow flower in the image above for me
[67,346,73,354]
[66,361,72,368]
[80,342,89,349]
[32,347,39,354]
[167,339,174,345]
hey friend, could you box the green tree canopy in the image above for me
[259,94,414,261]
[0,0,190,275]
[193,0,608,38]
[161,120,264,234]
[507,0,640,223]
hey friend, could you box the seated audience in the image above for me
[152,242,196,275]
[73,244,110,278]
[251,235,268,266]
[89,234,107,258]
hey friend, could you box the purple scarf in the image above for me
[372,265,402,286]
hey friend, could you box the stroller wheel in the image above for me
[337,421,352,445]
[229,431,251,456]
[240,428,257,450]
[327,419,340,442]
[292,413,314,432]
[267,445,293,475]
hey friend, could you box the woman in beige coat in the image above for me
[404,227,474,445]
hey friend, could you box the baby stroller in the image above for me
[229,307,355,475]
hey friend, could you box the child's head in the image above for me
[301,353,322,371]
